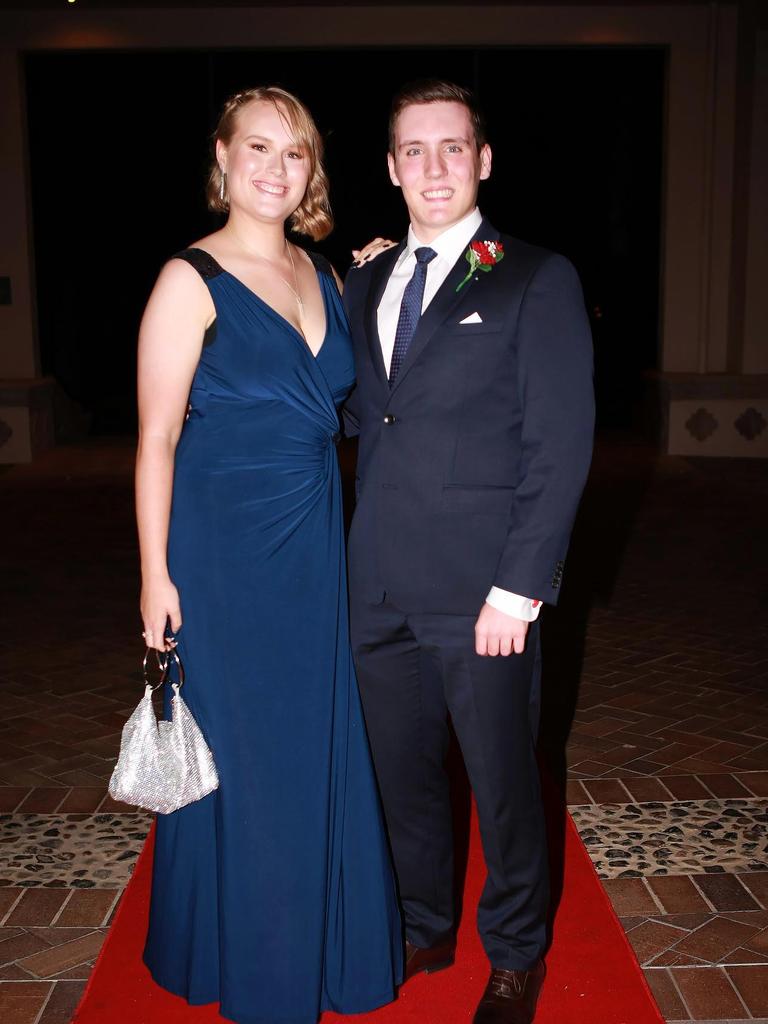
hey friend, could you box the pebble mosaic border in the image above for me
[0,812,151,887]
[570,798,768,879]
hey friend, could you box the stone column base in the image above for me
[650,373,768,457]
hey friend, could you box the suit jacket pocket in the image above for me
[443,319,504,337]
[442,484,516,514]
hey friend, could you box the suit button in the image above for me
[383,414,396,425]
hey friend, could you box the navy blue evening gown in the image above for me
[143,248,402,1024]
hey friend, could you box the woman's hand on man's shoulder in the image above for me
[351,237,397,268]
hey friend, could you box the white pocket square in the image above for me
[459,312,483,325]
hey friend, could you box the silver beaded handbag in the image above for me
[108,649,219,814]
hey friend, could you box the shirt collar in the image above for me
[404,207,483,266]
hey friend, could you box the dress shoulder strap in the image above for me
[306,251,340,295]
[172,248,224,281]
[306,251,334,278]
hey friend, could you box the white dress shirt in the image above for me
[376,208,541,623]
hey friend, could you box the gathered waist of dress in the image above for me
[186,388,275,420]
[178,394,341,464]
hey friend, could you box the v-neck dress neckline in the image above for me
[187,246,329,360]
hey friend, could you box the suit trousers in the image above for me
[350,593,549,971]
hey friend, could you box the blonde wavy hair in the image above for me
[207,86,333,241]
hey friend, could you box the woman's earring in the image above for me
[219,171,226,202]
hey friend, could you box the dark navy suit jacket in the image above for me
[343,216,595,617]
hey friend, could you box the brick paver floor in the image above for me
[1,436,766,1023]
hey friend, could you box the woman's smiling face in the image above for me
[217,99,310,224]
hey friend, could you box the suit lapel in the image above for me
[363,240,406,390]
[389,217,500,396]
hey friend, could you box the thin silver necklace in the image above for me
[284,242,304,314]
[230,230,304,314]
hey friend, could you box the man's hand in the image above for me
[475,603,529,657]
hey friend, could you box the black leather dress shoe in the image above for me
[403,938,456,981]
[472,961,546,1024]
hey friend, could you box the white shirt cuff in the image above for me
[486,587,542,621]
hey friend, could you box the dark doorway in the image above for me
[26,47,665,433]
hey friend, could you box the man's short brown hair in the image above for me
[388,79,487,155]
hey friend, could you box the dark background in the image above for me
[25,47,665,433]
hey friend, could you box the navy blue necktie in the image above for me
[389,246,437,385]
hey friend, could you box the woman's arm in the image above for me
[135,259,213,650]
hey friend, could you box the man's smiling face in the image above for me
[388,100,492,243]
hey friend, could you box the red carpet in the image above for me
[74,806,663,1024]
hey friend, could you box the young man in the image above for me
[343,80,594,1024]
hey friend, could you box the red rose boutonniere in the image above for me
[455,240,504,292]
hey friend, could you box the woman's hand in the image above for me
[351,237,397,267]
[140,574,182,651]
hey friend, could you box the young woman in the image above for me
[135,87,402,1024]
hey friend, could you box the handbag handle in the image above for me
[142,647,186,691]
